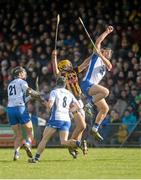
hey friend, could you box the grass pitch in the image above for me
[0,148,141,179]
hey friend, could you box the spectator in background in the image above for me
[113,90,128,117]
[122,109,137,133]
[117,124,128,144]
[103,109,121,145]
[136,76,141,91]
[0,105,8,124]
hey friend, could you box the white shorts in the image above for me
[70,99,85,118]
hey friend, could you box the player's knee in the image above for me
[78,116,86,130]
[74,114,86,130]
[82,121,87,130]
[103,88,109,97]
[105,105,109,114]
[79,121,86,131]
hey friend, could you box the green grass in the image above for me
[0,148,141,179]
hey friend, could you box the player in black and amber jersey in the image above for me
[58,60,82,98]
[52,50,91,158]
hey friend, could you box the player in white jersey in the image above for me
[7,66,41,161]
[29,76,87,163]
[80,26,114,140]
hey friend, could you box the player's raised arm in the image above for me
[95,26,114,50]
[94,26,114,71]
[51,49,60,77]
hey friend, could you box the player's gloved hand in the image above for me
[32,94,45,104]
[28,88,41,99]
[30,93,40,99]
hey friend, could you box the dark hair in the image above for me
[101,46,112,51]
[101,47,113,53]
[12,66,26,78]
[56,76,66,87]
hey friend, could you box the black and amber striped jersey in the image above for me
[60,67,81,99]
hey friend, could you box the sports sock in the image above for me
[76,141,81,148]
[14,150,20,157]
[25,140,31,147]
[15,150,19,154]
[92,123,100,132]
[16,147,20,152]
[34,153,40,161]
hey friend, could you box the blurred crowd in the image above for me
[0,0,141,146]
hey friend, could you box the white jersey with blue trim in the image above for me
[83,53,106,84]
[49,87,78,122]
[7,78,28,107]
